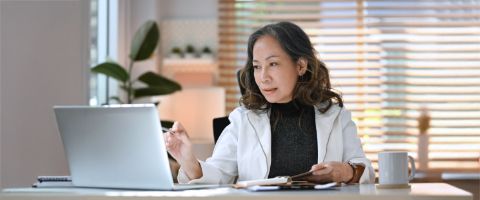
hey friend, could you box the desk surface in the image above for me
[0,183,473,200]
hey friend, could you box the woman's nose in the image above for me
[260,68,271,83]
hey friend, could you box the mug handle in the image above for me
[408,155,416,181]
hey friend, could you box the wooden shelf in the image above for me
[162,58,218,86]
[163,58,216,73]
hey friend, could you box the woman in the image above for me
[165,21,375,184]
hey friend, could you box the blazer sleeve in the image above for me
[177,108,242,184]
[340,108,376,184]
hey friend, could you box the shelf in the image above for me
[163,58,216,66]
[162,58,219,86]
[162,58,217,75]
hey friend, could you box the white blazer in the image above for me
[178,104,375,184]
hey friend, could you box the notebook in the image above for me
[54,104,217,190]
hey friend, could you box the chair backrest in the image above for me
[212,116,230,143]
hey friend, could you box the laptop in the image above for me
[54,104,217,190]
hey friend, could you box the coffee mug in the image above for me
[378,151,416,186]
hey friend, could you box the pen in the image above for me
[291,171,314,180]
[162,127,177,135]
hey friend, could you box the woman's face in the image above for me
[252,35,306,103]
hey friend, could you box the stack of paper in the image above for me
[234,176,337,191]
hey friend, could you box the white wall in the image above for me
[159,0,218,20]
[0,0,90,188]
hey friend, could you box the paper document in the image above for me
[234,170,317,188]
[235,177,290,188]
[247,182,337,191]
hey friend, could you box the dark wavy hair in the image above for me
[239,21,343,113]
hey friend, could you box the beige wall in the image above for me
[0,0,90,188]
[159,0,218,20]
[0,0,219,188]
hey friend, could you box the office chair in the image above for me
[212,116,230,143]
[212,70,244,144]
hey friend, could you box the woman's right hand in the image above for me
[164,121,202,179]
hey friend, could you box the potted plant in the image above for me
[184,44,196,59]
[91,20,181,106]
[201,46,213,59]
[170,47,183,59]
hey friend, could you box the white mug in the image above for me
[378,151,416,185]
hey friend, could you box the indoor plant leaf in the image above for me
[137,71,182,89]
[134,86,181,99]
[130,20,159,61]
[91,62,129,83]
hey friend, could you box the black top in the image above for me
[268,101,318,178]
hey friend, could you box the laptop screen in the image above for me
[54,104,174,190]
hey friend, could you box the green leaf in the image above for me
[91,62,129,83]
[138,72,181,89]
[130,20,159,61]
[133,72,182,98]
[133,86,181,99]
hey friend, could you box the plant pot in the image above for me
[169,53,183,59]
[200,53,213,59]
[184,53,196,59]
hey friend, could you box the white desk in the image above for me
[0,183,473,200]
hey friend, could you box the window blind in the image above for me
[218,0,480,172]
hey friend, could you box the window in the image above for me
[89,0,119,106]
[89,0,99,104]
[218,0,480,172]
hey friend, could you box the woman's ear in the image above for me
[297,57,308,76]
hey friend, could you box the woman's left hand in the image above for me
[304,161,353,183]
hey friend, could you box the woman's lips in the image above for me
[262,88,277,95]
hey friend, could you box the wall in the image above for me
[117,0,160,81]
[0,0,218,188]
[159,0,218,20]
[118,0,218,79]
[0,0,89,188]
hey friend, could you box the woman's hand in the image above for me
[164,121,202,179]
[304,161,353,183]
[164,121,192,162]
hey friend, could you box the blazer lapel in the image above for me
[315,105,342,163]
[246,110,272,178]
[246,105,342,177]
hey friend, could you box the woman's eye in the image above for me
[270,62,278,67]
[253,65,260,70]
